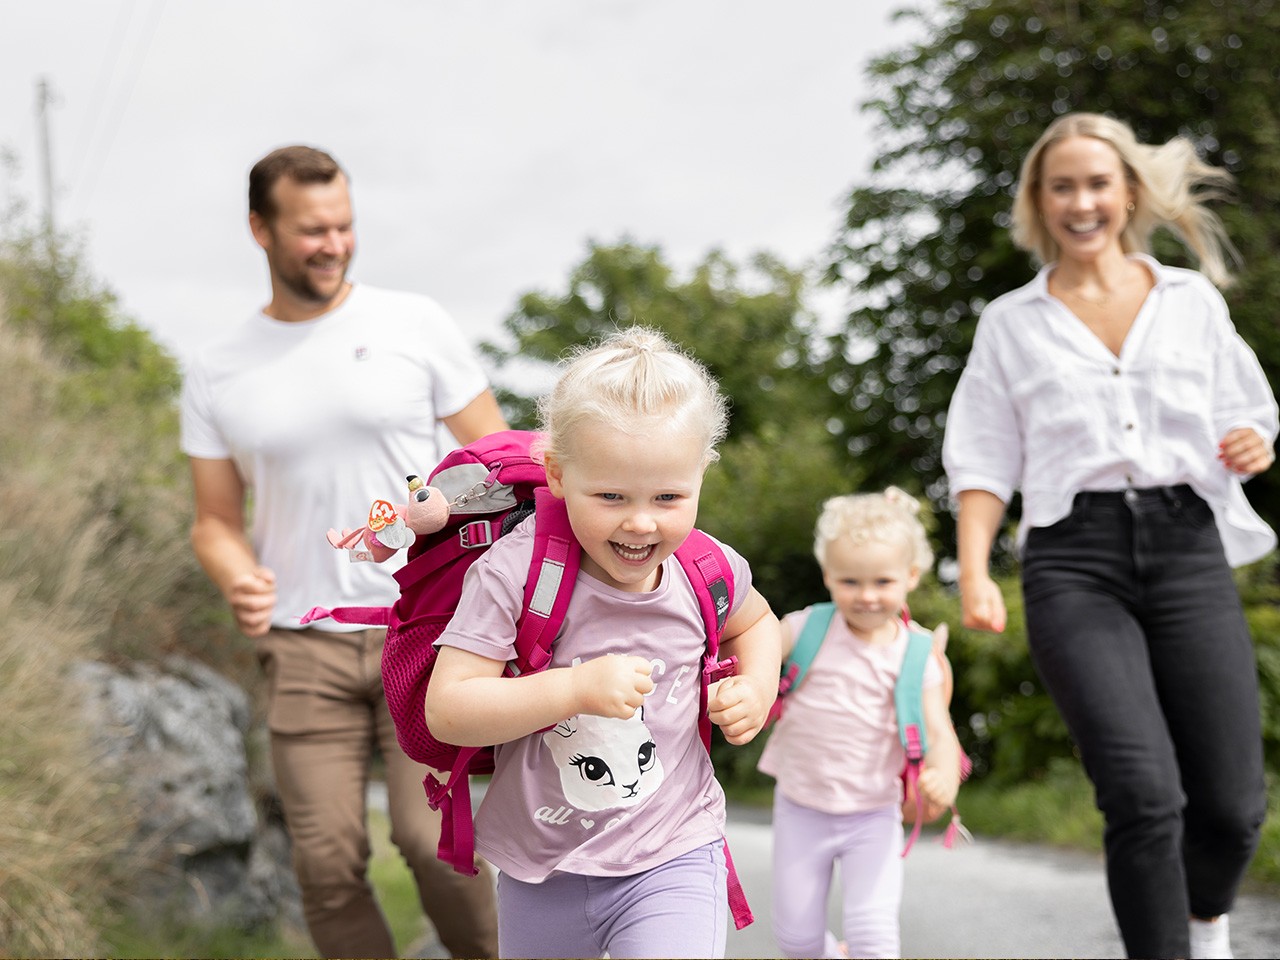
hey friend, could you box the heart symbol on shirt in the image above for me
[580,818,595,829]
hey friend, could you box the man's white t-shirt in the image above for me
[180,284,489,628]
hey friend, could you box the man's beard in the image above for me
[279,259,348,306]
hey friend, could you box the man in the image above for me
[180,145,502,958]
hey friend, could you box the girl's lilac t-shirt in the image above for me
[757,607,942,815]
[435,517,752,882]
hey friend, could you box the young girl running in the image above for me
[758,488,961,959]
[424,326,782,959]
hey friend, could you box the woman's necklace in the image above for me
[1065,286,1114,306]
[1059,269,1134,307]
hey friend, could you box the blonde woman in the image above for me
[943,112,1275,959]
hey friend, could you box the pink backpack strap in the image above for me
[298,605,391,627]
[423,746,485,876]
[900,726,926,857]
[723,844,753,930]
[514,490,582,673]
[674,531,753,930]
[675,530,736,753]
[675,530,735,645]
[427,490,584,876]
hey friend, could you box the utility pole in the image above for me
[35,76,56,251]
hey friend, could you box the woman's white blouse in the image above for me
[943,254,1278,567]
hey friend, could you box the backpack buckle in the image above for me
[459,520,494,549]
[704,656,738,684]
[903,723,924,763]
[423,773,449,810]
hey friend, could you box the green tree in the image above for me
[485,240,865,788]
[824,0,1280,782]
[482,240,855,611]
[482,240,820,441]
[0,229,181,410]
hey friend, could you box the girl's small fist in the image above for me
[574,654,655,719]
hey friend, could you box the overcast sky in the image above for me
[2,0,925,368]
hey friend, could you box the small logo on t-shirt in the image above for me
[354,346,369,361]
[710,579,730,629]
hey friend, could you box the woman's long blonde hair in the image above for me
[1010,112,1238,287]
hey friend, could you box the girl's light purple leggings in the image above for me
[495,840,727,958]
[771,790,904,959]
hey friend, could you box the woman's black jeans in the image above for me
[1020,485,1266,960]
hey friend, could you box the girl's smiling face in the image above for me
[821,536,920,641]
[546,417,707,593]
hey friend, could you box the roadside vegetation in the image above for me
[0,227,252,956]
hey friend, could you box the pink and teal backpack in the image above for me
[302,429,754,928]
[767,601,973,855]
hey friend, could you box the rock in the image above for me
[70,655,302,933]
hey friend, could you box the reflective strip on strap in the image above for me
[529,558,566,617]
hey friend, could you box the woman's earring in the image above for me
[1127,201,1136,213]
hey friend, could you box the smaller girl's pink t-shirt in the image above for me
[435,517,752,882]
[757,606,941,815]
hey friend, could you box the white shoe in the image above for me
[1189,914,1232,960]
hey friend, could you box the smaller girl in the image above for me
[425,326,781,959]
[758,487,961,960]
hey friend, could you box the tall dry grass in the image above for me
[0,278,204,954]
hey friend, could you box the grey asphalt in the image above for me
[389,784,1280,958]
[723,804,1280,959]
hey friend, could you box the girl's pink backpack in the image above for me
[302,429,754,928]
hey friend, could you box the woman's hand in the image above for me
[959,572,1007,633]
[1219,426,1276,476]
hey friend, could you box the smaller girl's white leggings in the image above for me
[770,790,904,959]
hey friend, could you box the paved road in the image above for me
[724,804,1280,959]
[389,782,1280,957]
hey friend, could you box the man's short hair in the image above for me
[248,145,344,222]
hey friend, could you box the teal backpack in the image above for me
[766,602,971,855]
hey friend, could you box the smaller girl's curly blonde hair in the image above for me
[813,486,935,573]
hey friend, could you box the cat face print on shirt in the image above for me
[541,707,666,811]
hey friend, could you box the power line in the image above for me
[67,0,142,204]
[70,0,167,211]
